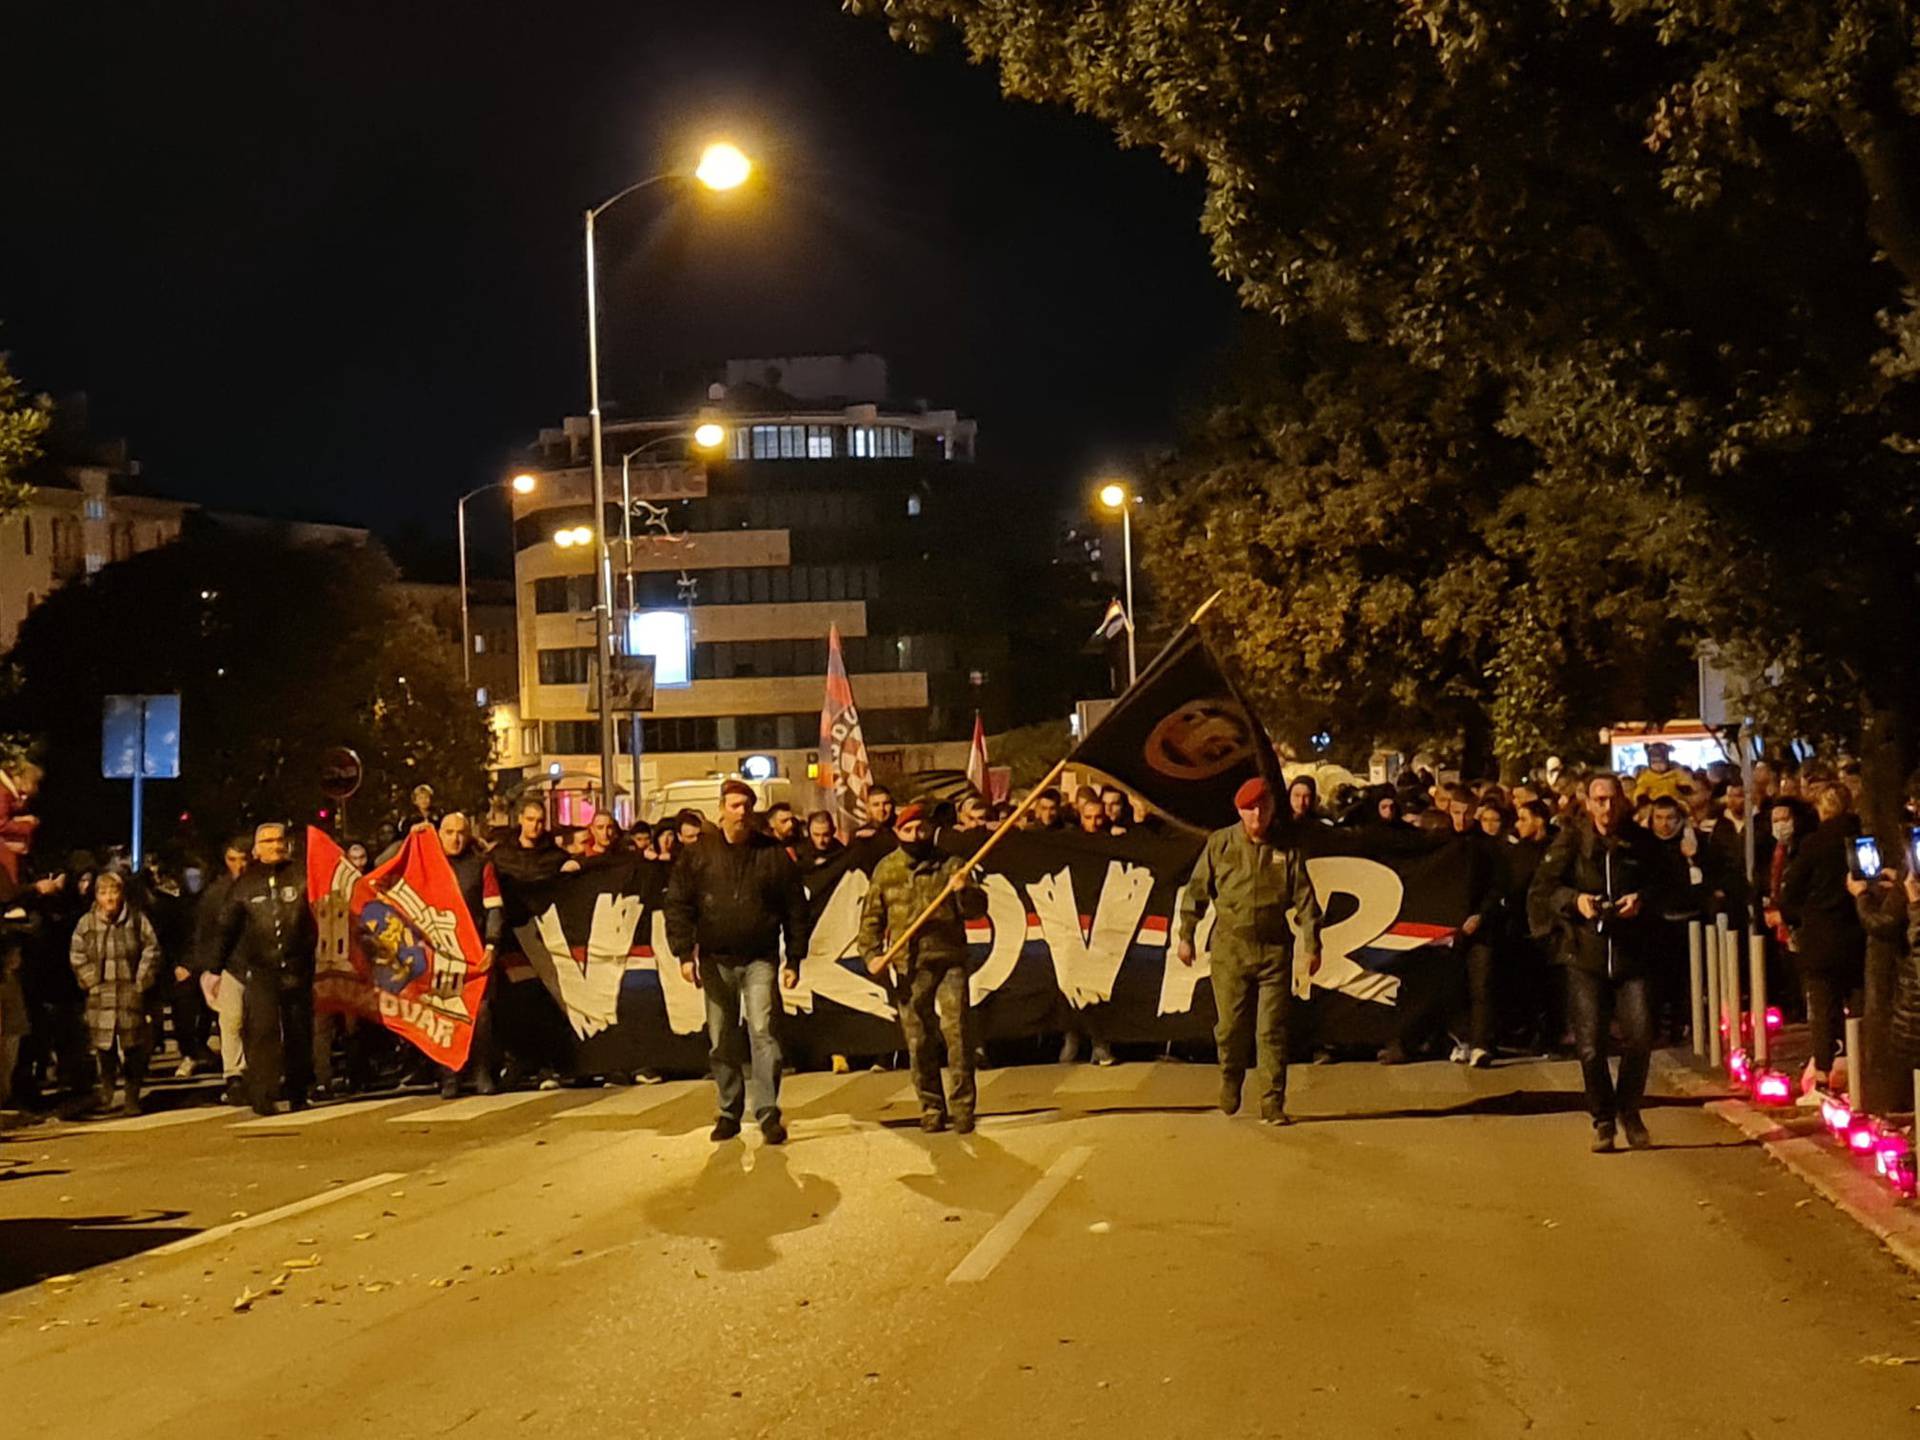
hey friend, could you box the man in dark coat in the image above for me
[1529,772,1679,1152]
[665,779,810,1145]
[432,812,505,1099]
[212,823,318,1116]
[1780,785,1867,1088]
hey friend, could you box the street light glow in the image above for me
[695,142,752,192]
[510,472,538,494]
[553,525,593,548]
[1098,481,1128,511]
[693,422,726,451]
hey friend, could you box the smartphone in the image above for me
[1849,835,1883,880]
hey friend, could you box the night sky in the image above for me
[1,1,1241,560]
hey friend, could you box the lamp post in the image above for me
[1098,481,1138,686]
[582,141,750,815]
[458,472,537,691]
[614,424,726,820]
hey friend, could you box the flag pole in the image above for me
[1189,588,1224,625]
[868,754,1070,975]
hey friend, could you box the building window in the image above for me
[536,647,593,685]
[542,720,600,754]
[522,725,538,756]
[906,493,922,517]
[83,498,106,521]
[474,687,489,707]
[806,425,835,459]
[473,633,487,654]
[533,575,594,613]
[84,553,104,575]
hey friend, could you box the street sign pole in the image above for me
[104,694,180,870]
[130,701,146,868]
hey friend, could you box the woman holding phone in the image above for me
[1781,784,1867,1096]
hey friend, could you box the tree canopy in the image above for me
[849,1,1920,777]
[0,533,489,856]
[0,349,49,522]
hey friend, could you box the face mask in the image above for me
[1771,821,1794,844]
[903,838,938,863]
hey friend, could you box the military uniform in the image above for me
[858,844,987,1128]
[1176,820,1323,1118]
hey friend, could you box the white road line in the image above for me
[556,1080,702,1120]
[67,1106,226,1135]
[946,1144,1093,1284]
[148,1172,406,1257]
[777,1071,865,1110]
[1052,1061,1158,1097]
[882,1067,1014,1108]
[386,1090,550,1124]
[230,1097,416,1130]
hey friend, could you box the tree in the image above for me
[0,348,50,523]
[849,2,1920,791]
[0,532,489,856]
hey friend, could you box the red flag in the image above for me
[307,826,490,1070]
[965,712,990,797]
[818,623,871,827]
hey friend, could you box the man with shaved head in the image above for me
[213,822,318,1116]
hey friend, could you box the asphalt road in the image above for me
[3,1056,1919,1438]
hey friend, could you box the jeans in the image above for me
[1804,973,1863,1074]
[701,958,782,1124]
[1212,950,1291,1107]
[898,964,976,1120]
[1565,968,1651,1125]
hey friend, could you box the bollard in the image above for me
[1687,921,1706,1060]
[1749,932,1769,1068]
[1705,924,1724,1069]
[1846,1016,1864,1114]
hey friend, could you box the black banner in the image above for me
[488,822,1482,1074]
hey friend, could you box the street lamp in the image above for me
[583,140,752,811]
[1098,480,1138,686]
[457,472,539,691]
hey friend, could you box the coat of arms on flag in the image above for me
[308,826,490,1070]
[818,623,872,827]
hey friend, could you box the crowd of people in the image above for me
[3,740,1915,1154]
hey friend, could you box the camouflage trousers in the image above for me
[898,963,976,1121]
[1212,949,1292,1108]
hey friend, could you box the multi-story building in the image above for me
[504,353,1011,821]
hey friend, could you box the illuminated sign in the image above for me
[627,609,691,689]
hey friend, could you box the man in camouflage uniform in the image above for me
[860,803,987,1133]
[1176,777,1323,1125]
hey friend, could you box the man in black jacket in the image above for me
[433,812,505,1099]
[213,823,318,1116]
[665,780,810,1144]
[1529,772,1678,1152]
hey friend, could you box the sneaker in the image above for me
[537,1075,562,1092]
[1591,1122,1616,1154]
[1092,1041,1117,1068]
[1468,1047,1493,1069]
[287,1092,311,1113]
[953,1112,975,1135]
[121,1093,143,1118]
[760,1116,789,1145]
[174,1057,198,1079]
[1259,1099,1292,1126]
[1378,1043,1410,1066]
[221,1078,247,1107]
[1058,1032,1082,1065]
[1794,1088,1824,1109]
[635,1069,664,1085]
[438,1076,461,1100]
[1621,1114,1651,1150]
[919,1111,948,1134]
[1449,1040,1471,1064]
[251,1100,277,1119]
[474,1072,498,1096]
[710,1116,742,1142]
[1219,1072,1244,1116]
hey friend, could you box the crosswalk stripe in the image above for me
[1050,1061,1159,1097]
[555,1080,702,1120]
[231,1097,416,1130]
[947,1145,1093,1283]
[880,1066,1014,1109]
[67,1105,226,1135]
[386,1090,551,1124]
[148,1172,407,1257]
[777,1071,865,1110]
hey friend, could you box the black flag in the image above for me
[1068,622,1280,830]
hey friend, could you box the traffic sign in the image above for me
[319,747,364,801]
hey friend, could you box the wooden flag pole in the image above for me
[868,755,1071,976]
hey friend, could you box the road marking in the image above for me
[230,1097,415,1130]
[387,1090,549,1124]
[1052,1061,1157,1097]
[777,1071,864,1110]
[880,1067,1014,1109]
[148,1172,406,1257]
[68,1106,226,1135]
[946,1144,1093,1284]
[556,1080,701,1120]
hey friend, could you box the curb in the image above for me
[1655,1051,1920,1276]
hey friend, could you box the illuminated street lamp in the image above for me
[457,471,539,690]
[582,140,752,805]
[552,525,593,548]
[1098,480,1139,686]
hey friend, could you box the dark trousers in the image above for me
[898,964,976,1120]
[1804,972,1863,1074]
[169,972,215,1060]
[1565,968,1651,1125]
[438,969,499,1085]
[95,1039,148,1104]
[1451,941,1497,1051]
[243,970,314,1109]
[1212,951,1291,1107]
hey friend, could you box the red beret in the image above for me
[895,802,930,827]
[1233,777,1272,810]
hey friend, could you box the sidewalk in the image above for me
[1654,1048,1920,1275]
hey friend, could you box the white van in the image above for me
[645,773,796,823]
